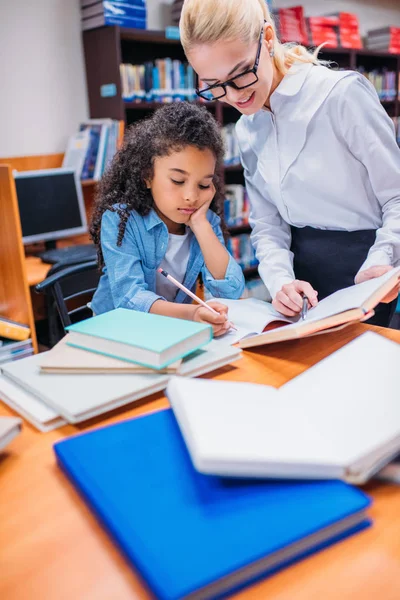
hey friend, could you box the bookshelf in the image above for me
[82,27,400,282]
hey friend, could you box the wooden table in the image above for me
[1,324,400,600]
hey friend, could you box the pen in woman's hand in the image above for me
[301,294,308,320]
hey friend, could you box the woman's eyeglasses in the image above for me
[196,24,265,102]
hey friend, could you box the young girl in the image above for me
[180,0,400,327]
[90,102,245,336]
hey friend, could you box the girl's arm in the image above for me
[189,206,245,299]
[189,213,229,280]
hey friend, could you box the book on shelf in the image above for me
[54,408,371,600]
[62,130,90,179]
[69,119,123,181]
[81,1,147,31]
[217,267,400,347]
[221,123,240,166]
[224,184,249,227]
[120,59,196,103]
[365,27,400,53]
[166,331,400,484]
[226,233,258,271]
[275,6,309,46]
[0,317,30,342]
[358,67,397,102]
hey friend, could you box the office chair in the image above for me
[35,260,100,347]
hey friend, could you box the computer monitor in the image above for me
[14,168,88,246]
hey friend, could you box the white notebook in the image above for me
[0,374,66,432]
[0,415,22,452]
[217,268,400,347]
[0,342,241,427]
[1,354,169,424]
[166,332,400,484]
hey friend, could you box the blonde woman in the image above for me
[180,0,400,327]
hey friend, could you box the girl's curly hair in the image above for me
[90,102,225,268]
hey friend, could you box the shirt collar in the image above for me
[272,62,314,99]
[143,207,164,231]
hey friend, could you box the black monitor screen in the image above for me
[15,170,87,243]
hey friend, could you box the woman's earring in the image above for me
[269,47,275,58]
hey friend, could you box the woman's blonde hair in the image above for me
[180,0,320,75]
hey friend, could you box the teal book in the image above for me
[66,308,213,369]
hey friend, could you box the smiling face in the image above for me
[147,145,216,234]
[188,26,282,115]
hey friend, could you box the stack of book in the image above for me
[0,317,33,366]
[53,328,400,598]
[63,119,124,181]
[275,6,309,46]
[365,27,400,53]
[120,60,196,103]
[0,309,241,432]
[324,12,362,49]
[81,0,147,31]
[224,184,249,228]
[307,15,339,48]
[358,68,397,102]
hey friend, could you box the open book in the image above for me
[166,332,400,484]
[219,267,400,347]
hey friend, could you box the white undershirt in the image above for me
[156,230,192,302]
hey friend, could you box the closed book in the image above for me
[0,416,22,452]
[167,332,400,484]
[54,410,371,600]
[1,354,169,424]
[66,308,213,370]
[0,317,30,342]
[39,335,182,374]
[0,374,66,432]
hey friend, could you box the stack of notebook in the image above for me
[0,309,242,431]
[53,330,400,597]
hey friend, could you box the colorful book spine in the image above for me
[120,60,196,103]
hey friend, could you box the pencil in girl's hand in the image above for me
[157,268,237,330]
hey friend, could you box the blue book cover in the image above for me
[55,409,371,600]
[66,308,212,369]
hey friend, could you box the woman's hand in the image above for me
[355,265,400,303]
[193,300,230,337]
[273,280,318,317]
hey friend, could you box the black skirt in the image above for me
[290,226,396,328]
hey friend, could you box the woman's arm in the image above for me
[337,75,400,277]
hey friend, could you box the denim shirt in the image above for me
[91,206,245,315]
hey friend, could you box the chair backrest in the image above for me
[35,260,100,332]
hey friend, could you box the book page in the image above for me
[213,298,292,344]
[305,268,400,323]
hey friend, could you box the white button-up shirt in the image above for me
[236,62,400,300]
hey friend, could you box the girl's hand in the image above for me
[273,280,318,317]
[188,189,214,231]
[193,300,230,337]
[355,265,400,303]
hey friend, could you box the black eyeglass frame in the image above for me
[195,22,266,101]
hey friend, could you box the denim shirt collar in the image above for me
[143,207,163,231]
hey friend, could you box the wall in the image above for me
[274,0,400,35]
[0,0,88,158]
[1,0,399,158]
